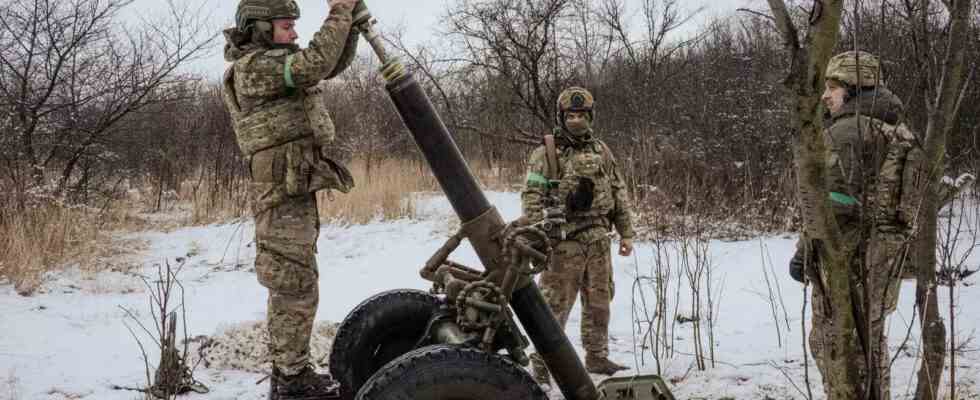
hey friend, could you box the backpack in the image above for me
[872,120,923,228]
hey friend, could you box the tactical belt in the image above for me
[246,134,315,181]
[564,217,611,240]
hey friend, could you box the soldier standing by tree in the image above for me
[522,87,636,385]
[221,0,361,398]
[792,51,921,399]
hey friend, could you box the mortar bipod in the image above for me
[417,219,553,365]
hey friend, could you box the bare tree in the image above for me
[0,0,217,204]
[904,0,974,398]
[935,186,979,400]
[764,1,973,399]
[763,1,860,399]
[444,0,574,140]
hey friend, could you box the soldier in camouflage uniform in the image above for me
[221,0,360,398]
[523,87,635,384]
[792,51,921,399]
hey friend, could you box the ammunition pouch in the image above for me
[303,85,336,147]
[284,140,354,197]
[247,138,354,215]
[566,177,595,213]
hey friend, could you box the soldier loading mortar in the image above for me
[324,2,676,400]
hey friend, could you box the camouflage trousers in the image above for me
[807,228,905,399]
[538,235,614,358]
[254,193,320,376]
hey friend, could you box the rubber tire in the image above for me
[356,345,547,400]
[329,289,441,400]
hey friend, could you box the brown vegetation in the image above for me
[0,195,143,295]
[0,156,504,294]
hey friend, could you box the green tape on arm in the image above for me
[284,55,296,88]
[526,172,549,187]
[829,192,859,206]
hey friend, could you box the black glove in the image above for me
[566,177,594,212]
[789,241,821,283]
[788,249,805,283]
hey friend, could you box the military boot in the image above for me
[585,354,628,375]
[528,353,552,388]
[269,365,341,400]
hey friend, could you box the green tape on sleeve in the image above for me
[829,192,859,206]
[526,172,549,187]
[284,55,296,88]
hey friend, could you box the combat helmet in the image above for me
[555,87,595,128]
[826,50,881,88]
[235,0,301,31]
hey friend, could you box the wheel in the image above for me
[356,345,547,400]
[329,289,441,400]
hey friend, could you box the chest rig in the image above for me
[543,135,616,241]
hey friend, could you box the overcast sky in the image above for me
[125,0,763,80]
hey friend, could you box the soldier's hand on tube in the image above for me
[352,0,368,16]
[329,0,357,10]
[351,0,370,29]
[618,238,633,257]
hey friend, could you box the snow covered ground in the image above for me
[2,191,978,399]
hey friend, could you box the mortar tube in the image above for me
[512,284,599,400]
[383,71,598,400]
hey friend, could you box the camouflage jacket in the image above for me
[821,86,919,230]
[221,3,358,215]
[521,135,635,243]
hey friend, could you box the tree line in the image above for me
[0,0,977,231]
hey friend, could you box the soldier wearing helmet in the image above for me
[790,50,920,399]
[521,87,635,386]
[221,0,361,398]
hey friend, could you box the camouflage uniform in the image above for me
[797,51,918,399]
[523,88,635,381]
[221,0,357,380]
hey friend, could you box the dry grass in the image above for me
[184,158,508,226]
[317,159,437,225]
[0,157,509,295]
[186,157,513,226]
[316,158,519,224]
[468,159,524,192]
[186,172,250,225]
[0,201,122,295]
[0,186,154,296]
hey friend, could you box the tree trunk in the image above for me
[914,192,946,400]
[765,1,865,398]
[913,0,973,397]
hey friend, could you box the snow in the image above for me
[2,191,978,399]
